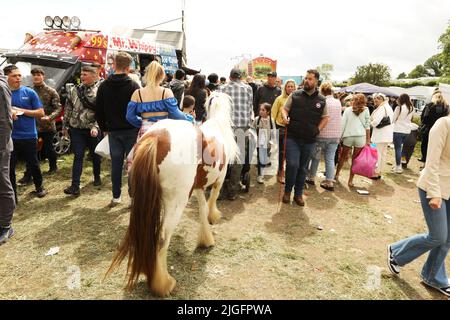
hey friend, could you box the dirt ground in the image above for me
[0,145,448,300]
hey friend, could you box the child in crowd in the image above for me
[252,103,276,184]
[182,95,196,119]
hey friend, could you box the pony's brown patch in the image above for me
[144,129,171,170]
[190,128,226,193]
[219,151,226,172]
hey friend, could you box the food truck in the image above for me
[1,16,186,155]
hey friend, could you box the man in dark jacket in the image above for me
[281,70,329,207]
[170,69,185,109]
[0,69,16,245]
[96,51,140,206]
[253,72,281,116]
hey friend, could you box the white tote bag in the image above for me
[95,135,111,159]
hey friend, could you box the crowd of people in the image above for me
[0,51,449,297]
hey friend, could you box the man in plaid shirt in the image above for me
[219,68,253,200]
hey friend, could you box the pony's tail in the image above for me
[105,135,162,292]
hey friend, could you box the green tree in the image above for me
[438,21,450,76]
[424,54,444,77]
[316,64,334,80]
[408,65,430,78]
[397,72,407,79]
[352,63,391,86]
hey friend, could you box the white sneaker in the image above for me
[110,197,122,207]
[395,166,403,174]
[256,176,264,184]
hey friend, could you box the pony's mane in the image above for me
[204,92,239,162]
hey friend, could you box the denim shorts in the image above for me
[342,136,365,148]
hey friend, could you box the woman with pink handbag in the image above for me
[335,94,371,188]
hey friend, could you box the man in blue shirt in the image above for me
[4,65,47,199]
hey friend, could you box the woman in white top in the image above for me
[388,115,450,297]
[392,94,414,174]
[370,93,394,180]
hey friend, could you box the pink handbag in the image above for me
[351,145,378,178]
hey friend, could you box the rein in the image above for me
[276,126,288,214]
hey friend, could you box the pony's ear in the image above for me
[205,93,219,116]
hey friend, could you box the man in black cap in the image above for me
[253,71,281,117]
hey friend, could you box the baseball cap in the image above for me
[267,71,277,77]
[230,68,242,79]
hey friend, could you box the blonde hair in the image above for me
[282,79,297,98]
[431,92,449,107]
[320,81,333,96]
[145,61,165,88]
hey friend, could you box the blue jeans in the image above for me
[109,129,138,199]
[393,132,409,166]
[308,138,339,181]
[70,128,101,188]
[277,126,286,175]
[285,137,316,197]
[391,189,450,288]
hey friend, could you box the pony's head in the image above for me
[205,92,233,122]
[203,92,239,162]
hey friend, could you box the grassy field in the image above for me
[0,144,448,300]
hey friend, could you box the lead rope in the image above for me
[276,126,288,214]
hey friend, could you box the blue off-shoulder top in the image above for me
[126,97,194,128]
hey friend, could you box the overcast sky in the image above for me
[1,0,448,81]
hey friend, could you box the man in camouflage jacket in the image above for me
[63,65,102,196]
[32,68,62,173]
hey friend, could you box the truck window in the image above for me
[14,61,66,89]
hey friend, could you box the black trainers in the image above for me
[64,186,80,196]
[18,175,33,186]
[37,188,47,198]
[421,279,450,297]
[93,177,102,187]
[31,187,47,198]
[0,227,14,245]
[387,245,401,275]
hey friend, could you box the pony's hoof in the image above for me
[198,238,215,248]
[151,274,177,297]
[208,210,222,225]
[198,230,215,248]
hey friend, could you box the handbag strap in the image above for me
[357,110,366,130]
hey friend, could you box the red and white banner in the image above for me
[107,36,157,55]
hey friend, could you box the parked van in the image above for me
[1,26,183,155]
